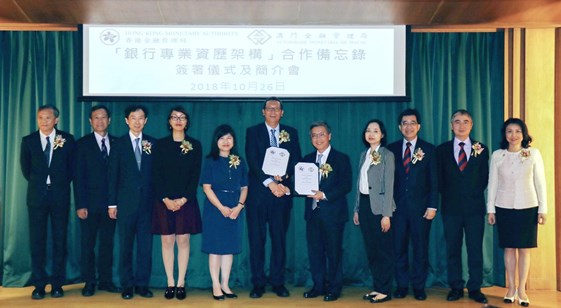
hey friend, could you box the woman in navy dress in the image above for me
[152,106,202,300]
[201,124,248,301]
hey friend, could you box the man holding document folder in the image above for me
[245,97,301,298]
[300,121,352,302]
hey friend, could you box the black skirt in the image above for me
[495,207,538,248]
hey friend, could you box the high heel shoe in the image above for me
[503,290,516,304]
[518,296,530,307]
[213,293,225,301]
[222,289,238,298]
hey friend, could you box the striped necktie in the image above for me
[458,142,468,172]
[403,142,411,174]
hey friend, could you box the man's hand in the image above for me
[423,208,436,220]
[76,208,88,220]
[108,208,117,220]
[307,190,324,201]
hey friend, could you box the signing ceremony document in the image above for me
[262,147,290,177]
[295,162,319,195]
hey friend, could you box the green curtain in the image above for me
[0,31,504,289]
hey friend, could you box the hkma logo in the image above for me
[247,30,271,45]
[100,29,120,45]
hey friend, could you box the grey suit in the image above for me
[353,147,396,216]
[354,146,395,295]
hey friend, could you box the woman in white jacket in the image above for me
[487,118,547,307]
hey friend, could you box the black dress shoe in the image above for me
[249,286,265,298]
[272,285,290,297]
[164,286,175,299]
[121,287,134,300]
[447,288,464,301]
[213,293,225,301]
[370,294,392,303]
[135,286,153,298]
[394,287,408,298]
[176,287,187,300]
[98,282,122,293]
[51,286,64,298]
[468,290,488,304]
[323,293,339,301]
[31,287,46,300]
[222,289,237,298]
[303,289,323,298]
[82,282,96,296]
[413,288,427,300]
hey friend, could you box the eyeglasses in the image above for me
[311,132,328,139]
[170,116,187,122]
[400,121,418,127]
[264,107,281,113]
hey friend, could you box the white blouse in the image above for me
[487,148,547,214]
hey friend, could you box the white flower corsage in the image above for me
[412,148,424,164]
[142,140,152,154]
[180,140,193,155]
[53,134,66,150]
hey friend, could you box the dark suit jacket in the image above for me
[302,148,352,223]
[74,133,115,211]
[245,123,301,198]
[436,139,489,216]
[108,133,156,217]
[387,138,438,216]
[20,130,75,207]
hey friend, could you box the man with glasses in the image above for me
[387,108,438,301]
[436,109,489,304]
[245,97,301,298]
[301,121,351,302]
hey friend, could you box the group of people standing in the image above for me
[20,97,546,307]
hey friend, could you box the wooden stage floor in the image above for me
[1,284,560,307]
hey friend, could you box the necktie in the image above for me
[313,153,324,210]
[403,142,411,174]
[270,129,278,147]
[44,136,51,167]
[134,138,142,170]
[458,142,468,172]
[101,137,108,162]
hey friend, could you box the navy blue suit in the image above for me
[245,123,301,287]
[108,133,155,288]
[436,139,488,292]
[20,129,75,288]
[302,148,352,296]
[387,138,437,291]
[74,133,116,285]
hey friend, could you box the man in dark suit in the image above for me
[108,105,156,300]
[301,121,352,302]
[245,97,302,298]
[436,109,489,304]
[20,104,75,299]
[387,108,437,301]
[74,105,120,296]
